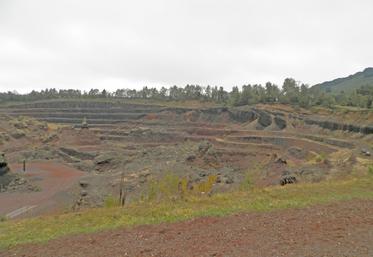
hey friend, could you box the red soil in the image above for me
[0,161,84,218]
[3,199,373,257]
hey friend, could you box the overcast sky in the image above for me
[0,0,372,93]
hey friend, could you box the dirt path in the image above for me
[3,199,373,257]
[0,161,84,218]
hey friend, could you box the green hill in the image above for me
[313,67,373,93]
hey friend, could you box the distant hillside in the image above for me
[313,67,373,93]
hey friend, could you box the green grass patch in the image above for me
[1,177,373,249]
[368,165,373,176]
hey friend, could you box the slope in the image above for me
[313,67,373,93]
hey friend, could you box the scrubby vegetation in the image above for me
[142,173,218,202]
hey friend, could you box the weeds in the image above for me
[315,152,327,163]
[104,195,120,208]
[368,165,373,176]
[193,175,217,195]
[240,172,253,191]
[143,173,218,202]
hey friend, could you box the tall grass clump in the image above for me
[142,172,218,202]
[104,195,120,208]
[368,165,373,176]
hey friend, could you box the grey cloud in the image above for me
[0,0,372,93]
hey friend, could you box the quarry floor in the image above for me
[3,199,373,257]
[0,162,83,218]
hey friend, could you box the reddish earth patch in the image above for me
[0,161,84,218]
[3,200,373,257]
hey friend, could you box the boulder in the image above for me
[275,158,287,164]
[361,149,371,157]
[79,180,89,188]
[186,154,196,162]
[280,175,296,186]
[80,190,88,197]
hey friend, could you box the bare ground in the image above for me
[0,161,84,218]
[3,199,373,257]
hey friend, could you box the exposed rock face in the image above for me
[4,99,373,134]
[254,109,272,127]
[290,114,373,135]
[274,116,287,129]
[228,110,257,123]
[59,147,96,160]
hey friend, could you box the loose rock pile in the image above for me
[0,153,39,193]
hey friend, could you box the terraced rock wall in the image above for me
[1,100,372,134]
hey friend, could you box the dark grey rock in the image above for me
[79,180,89,188]
[280,175,296,186]
[274,116,287,129]
[80,190,88,197]
[257,111,272,127]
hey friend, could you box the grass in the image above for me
[368,165,373,175]
[104,195,121,208]
[0,176,373,249]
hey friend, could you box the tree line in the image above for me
[1,78,372,108]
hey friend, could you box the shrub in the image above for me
[193,175,217,195]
